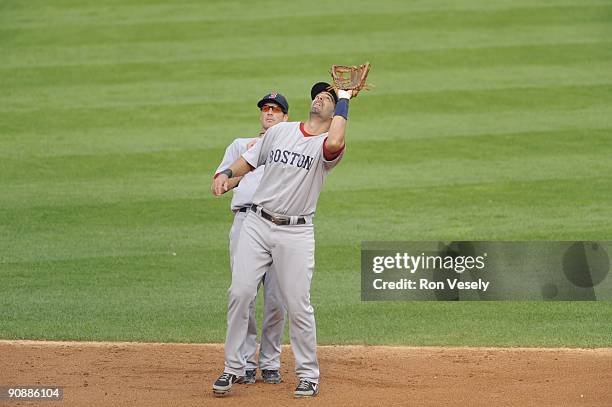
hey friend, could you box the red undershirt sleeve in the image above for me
[323,137,345,161]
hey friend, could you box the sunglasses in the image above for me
[260,104,284,113]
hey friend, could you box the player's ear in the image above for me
[282,114,288,122]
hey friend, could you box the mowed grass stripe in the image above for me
[0,124,261,158]
[2,106,611,159]
[1,107,610,168]
[5,118,608,208]
[2,197,230,235]
[3,42,612,92]
[4,63,612,112]
[330,153,612,192]
[315,301,612,346]
[365,84,612,114]
[3,144,610,253]
[4,175,610,245]
[346,130,612,164]
[349,106,612,142]
[1,224,231,264]
[0,120,610,212]
[2,177,610,265]
[3,5,611,48]
[3,82,612,134]
[316,178,612,242]
[3,128,609,233]
[4,125,612,177]
[3,22,610,68]
[2,0,610,29]
[0,248,229,342]
[0,173,217,210]
[2,248,230,289]
[3,130,612,228]
[1,126,610,185]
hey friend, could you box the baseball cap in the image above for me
[310,82,338,104]
[257,92,289,114]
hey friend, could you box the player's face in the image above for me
[310,91,335,119]
[260,103,288,130]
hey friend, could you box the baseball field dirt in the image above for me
[1,341,611,407]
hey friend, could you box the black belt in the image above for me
[237,207,248,213]
[250,205,306,226]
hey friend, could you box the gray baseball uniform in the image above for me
[223,122,344,383]
[216,138,285,371]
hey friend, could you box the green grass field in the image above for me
[1,0,612,347]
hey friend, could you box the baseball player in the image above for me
[211,92,290,385]
[212,82,354,398]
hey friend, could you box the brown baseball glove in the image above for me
[330,62,371,97]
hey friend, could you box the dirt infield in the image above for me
[1,341,611,407]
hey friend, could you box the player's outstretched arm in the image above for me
[212,157,253,196]
[325,89,353,153]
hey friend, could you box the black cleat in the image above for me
[213,372,242,396]
[262,369,282,384]
[242,369,256,384]
[294,379,319,398]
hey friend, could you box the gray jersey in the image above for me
[215,138,264,212]
[242,122,344,217]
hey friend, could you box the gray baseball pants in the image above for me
[225,209,319,383]
[229,210,285,371]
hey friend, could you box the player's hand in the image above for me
[212,174,230,196]
[246,138,258,150]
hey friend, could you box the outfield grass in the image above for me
[1,0,612,347]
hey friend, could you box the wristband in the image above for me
[334,98,349,120]
[219,168,233,178]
